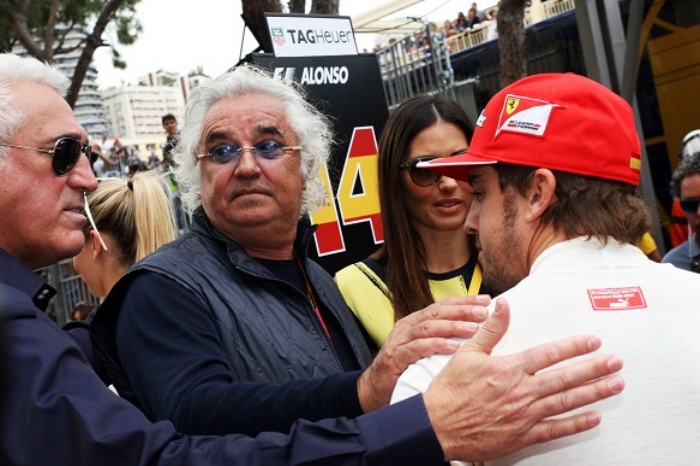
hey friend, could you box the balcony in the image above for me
[377,0,576,108]
[445,0,575,56]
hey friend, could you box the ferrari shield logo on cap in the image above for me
[506,98,519,114]
[497,94,560,137]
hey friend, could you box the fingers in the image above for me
[464,297,510,355]
[508,331,623,420]
[534,352,623,396]
[529,358,624,419]
[401,295,491,326]
[359,295,492,413]
[357,336,462,413]
[515,333,603,376]
[392,319,480,346]
[389,296,491,344]
[383,338,463,372]
[519,410,603,448]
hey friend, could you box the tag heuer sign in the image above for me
[265,14,358,58]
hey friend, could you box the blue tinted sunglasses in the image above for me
[197,140,303,164]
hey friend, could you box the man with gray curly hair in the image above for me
[174,66,332,217]
[95,65,480,437]
[90,66,624,461]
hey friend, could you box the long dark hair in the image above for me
[372,95,475,320]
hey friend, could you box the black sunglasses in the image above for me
[399,156,441,187]
[0,137,91,176]
[680,198,700,213]
[196,140,303,164]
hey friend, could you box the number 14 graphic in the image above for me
[311,126,384,256]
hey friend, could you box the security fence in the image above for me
[377,25,455,111]
[37,259,99,327]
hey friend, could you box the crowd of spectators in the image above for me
[373,2,499,61]
[371,0,573,59]
[90,135,171,179]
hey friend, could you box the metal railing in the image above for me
[446,22,494,55]
[378,26,455,110]
[37,259,99,326]
[543,0,576,20]
[377,1,576,110]
[526,0,576,26]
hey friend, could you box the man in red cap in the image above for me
[393,73,700,464]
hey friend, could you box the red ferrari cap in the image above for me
[419,73,642,186]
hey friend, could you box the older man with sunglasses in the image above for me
[0,52,367,465]
[87,64,625,463]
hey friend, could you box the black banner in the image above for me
[254,53,389,275]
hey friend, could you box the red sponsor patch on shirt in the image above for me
[587,287,647,311]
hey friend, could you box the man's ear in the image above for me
[524,168,556,222]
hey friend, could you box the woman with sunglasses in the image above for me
[336,95,488,350]
[72,170,176,302]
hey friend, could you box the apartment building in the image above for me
[101,84,183,139]
[14,27,110,139]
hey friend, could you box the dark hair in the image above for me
[373,95,475,320]
[670,151,700,199]
[495,163,651,245]
[161,113,177,124]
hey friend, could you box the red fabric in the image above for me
[670,198,690,248]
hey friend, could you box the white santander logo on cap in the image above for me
[497,94,560,137]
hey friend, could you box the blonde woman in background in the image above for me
[73,170,176,302]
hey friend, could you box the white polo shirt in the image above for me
[392,237,700,465]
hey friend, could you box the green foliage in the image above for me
[111,47,126,69]
[0,0,142,56]
[2,0,144,106]
[115,14,142,45]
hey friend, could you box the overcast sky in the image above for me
[93,0,497,88]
